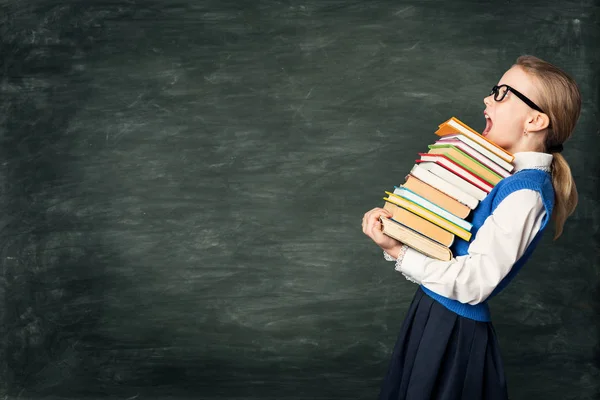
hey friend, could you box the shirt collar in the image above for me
[512,152,553,173]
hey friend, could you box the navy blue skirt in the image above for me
[379,287,509,400]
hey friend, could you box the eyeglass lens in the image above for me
[492,85,509,101]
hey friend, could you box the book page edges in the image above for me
[381,218,452,261]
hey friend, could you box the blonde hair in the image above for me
[515,55,581,239]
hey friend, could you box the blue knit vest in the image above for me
[420,169,555,322]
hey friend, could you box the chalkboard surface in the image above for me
[1,1,598,399]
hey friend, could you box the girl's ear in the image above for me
[527,112,551,132]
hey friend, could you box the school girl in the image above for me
[362,55,581,399]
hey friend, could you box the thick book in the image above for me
[380,217,452,261]
[435,117,514,164]
[409,164,479,209]
[402,175,471,219]
[383,201,454,247]
[427,144,503,186]
[392,186,473,231]
[384,191,472,241]
[434,137,512,177]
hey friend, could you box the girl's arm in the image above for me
[388,189,546,305]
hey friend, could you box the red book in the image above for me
[417,153,494,193]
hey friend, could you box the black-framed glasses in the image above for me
[490,84,545,113]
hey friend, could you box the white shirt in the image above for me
[384,152,553,305]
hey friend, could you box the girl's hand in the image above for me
[362,207,403,254]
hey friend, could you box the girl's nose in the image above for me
[483,95,492,107]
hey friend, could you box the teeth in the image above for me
[484,114,490,119]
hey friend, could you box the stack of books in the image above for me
[380,117,516,260]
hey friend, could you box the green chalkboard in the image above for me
[0,1,598,399]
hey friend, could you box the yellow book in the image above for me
[384,191,472,242]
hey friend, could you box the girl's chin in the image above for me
[490,138,510,151]
[485,133,507,149]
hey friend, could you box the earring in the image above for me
[524,130,529,137]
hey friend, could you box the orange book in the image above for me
[435,117,514,163]
[402,175,470,219]
[383,202,454,246]
[380,217,452,261]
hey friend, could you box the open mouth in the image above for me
[482,113,493,136]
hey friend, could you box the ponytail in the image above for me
[550,153,578,239]
[515,55,581,240]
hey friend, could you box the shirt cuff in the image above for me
[383,250,396,261]
[394,247,428,283]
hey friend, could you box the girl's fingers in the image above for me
[362,208,393,237]
[366,214,387,235]
[368,209,392,224]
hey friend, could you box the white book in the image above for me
[417,161,487,201]
[409,164,479,209]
